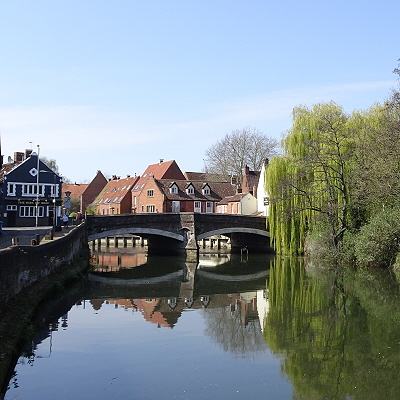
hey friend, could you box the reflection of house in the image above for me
[94,175,139,215]
[0,150,62,227]
[132,160,236,213]
[62,170,107,214]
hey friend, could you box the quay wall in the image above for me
[0,223,88,308]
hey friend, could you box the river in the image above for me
[3,243,400,399]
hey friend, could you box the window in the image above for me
[186,185,194,195]
[194,201,201,212]
[170,184,178,194]
[263,196,270,206]
[7,183,16,196]
[20,206,44,217]
[202,186,211,195]
[6,205,17,211]
[147,189,154,197]
[146,205,155,213]
[22,184,44,197]
[206,202,213,213]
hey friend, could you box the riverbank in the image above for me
[0,248,91,399]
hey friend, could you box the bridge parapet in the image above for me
[86,213,271,254]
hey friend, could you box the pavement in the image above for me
[0,226,73,250]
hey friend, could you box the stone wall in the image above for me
[0,223,88,308]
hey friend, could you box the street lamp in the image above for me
[40,170,58,231]
[35,145,40,227]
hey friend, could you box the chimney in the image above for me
[231,176,237,185]
[14,152,24,163]
[25,149,33,159]
[159,159,164,164]
[244,165,250,175]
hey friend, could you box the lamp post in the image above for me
[40,170,58,231]
[35,145,40,227]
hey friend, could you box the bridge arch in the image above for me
[197,227,270,241]
[88,227,184,243]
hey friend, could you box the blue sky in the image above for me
[0,0,399,182]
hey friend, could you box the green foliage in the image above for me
[263,256,400,399]
[85,205,96,215]
[266,102,353,254]
[352,207,400,268]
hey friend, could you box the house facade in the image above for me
[256,159,270,216]
[0,150,62,227]
[94,175,139,215]
[134,176,236,213]
[216,192,258,215]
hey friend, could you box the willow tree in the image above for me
[266,102,354,254]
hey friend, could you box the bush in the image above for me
[353,208,400,268]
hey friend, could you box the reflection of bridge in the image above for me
[86,213,272,254]
[88,252,271,302]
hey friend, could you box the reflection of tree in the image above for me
[202,296,268,358]
[263,256,400,400]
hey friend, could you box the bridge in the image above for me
[86,213,272,254]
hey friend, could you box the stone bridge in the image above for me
[86,213,272,254]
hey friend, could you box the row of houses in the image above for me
[0,150,270,227]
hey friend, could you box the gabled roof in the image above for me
[156,179,236,201]
[217,193,250,205]
[0,162,19,182]
[96,175,139,205]
[132,160,185,193]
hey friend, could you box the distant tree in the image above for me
[40,156,71,183]
[204,127,279,183]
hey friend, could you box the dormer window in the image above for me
[186,184,195,195]
[202,185,211,196]
[169,183,178,194]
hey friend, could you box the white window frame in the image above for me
[194,201,201,213]
[146,205,156,213]
[7,183,16,196]
[202,186,211,195]
[22,184,44,197]
[6,205,17,211]
[206,202,213,213]
[20,206,44,217]
[170,185,178,194]
[147,189,154,197]
[186,186,195,195]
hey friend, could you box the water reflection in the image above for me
[264,256,400,400]
[6,245,400,399]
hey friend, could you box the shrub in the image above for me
[353,208,400,268]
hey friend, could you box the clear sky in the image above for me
[0,0,399,183]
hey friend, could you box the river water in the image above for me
[4,244,400,400]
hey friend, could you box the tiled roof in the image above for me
[96,176,139,205]
[62,183,89,198]
[132,160,185,193]
[184,172,232,182]
[217,193,248,205]
[156,179,236,201]
[0,162,20,181]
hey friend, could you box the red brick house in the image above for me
[135,175,236,213]
[131,160,186,213]
[95,175,139,215]
[62,170,107,214]
[241,165,261,196]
